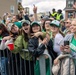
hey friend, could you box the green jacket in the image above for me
[11,35,32,60]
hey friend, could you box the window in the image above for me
[68,12,74,18]
[25,7,29,15]
[68,0,74,8]
[10,6,14,14]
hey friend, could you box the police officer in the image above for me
[56,9,63,21]
[51,8,57,19]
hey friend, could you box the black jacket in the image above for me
[28,37,57,61]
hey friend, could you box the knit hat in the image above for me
[31,21,40,27]
[50,20,60,27]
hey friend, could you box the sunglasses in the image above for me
[65,22,71,24]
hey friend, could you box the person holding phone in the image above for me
[53,19,76,75]
[52,40,74,75]
[50,20,64,55]
[63,19,76,70]
[61,19,76,56]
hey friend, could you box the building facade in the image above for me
[0,0,20,17]
[64,0,76,19]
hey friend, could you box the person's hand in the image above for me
[46,33,50,42]
[41,37,48,45]
[33,32,43,37]
[5,19,10,25]
[3,36,12,41]
[60,45,71,53]
[33,5,37,13]
[60,45,64,52]
[64,45,71,53]
[54,58,59,65]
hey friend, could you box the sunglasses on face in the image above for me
[65,22,71,24]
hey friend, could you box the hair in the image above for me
[43,19,52,31]
[0,23,9,37]
[20,27,30,42]
[30,25,41,33]
[9,25,21,41]
[71,18,76,21]
[13,15,20,21]
[59,30,65,37]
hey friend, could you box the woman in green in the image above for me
[3,20,34,75]
[19,20,34,75]
[60,19,76,74]
[28,21,55,75]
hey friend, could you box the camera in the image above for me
[64,41,69,46]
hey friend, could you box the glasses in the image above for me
[65,22,71,24]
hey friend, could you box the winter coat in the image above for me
[4,35,32,60]
[52,54,75,75]
[28,36,57,61]
[60,56,75,75]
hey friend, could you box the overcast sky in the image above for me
[22,0,66,14]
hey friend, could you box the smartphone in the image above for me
[64,41,69,46]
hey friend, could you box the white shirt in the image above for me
[53,33,64,55]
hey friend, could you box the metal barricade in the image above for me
[39,50,52,75]
[1,48,76,75]
[0,49,52,75]
[58,55,76,75]
[0,49,34,75]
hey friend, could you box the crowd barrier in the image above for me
[0,49,53,75]
[1,48,75,75]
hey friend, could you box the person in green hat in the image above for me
[3,20,35,75]
[28,21,55,75]
[50,20,64,55]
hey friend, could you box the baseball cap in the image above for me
[31,21,40,27]
[50,20,60,27]
[21,19,30,26]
